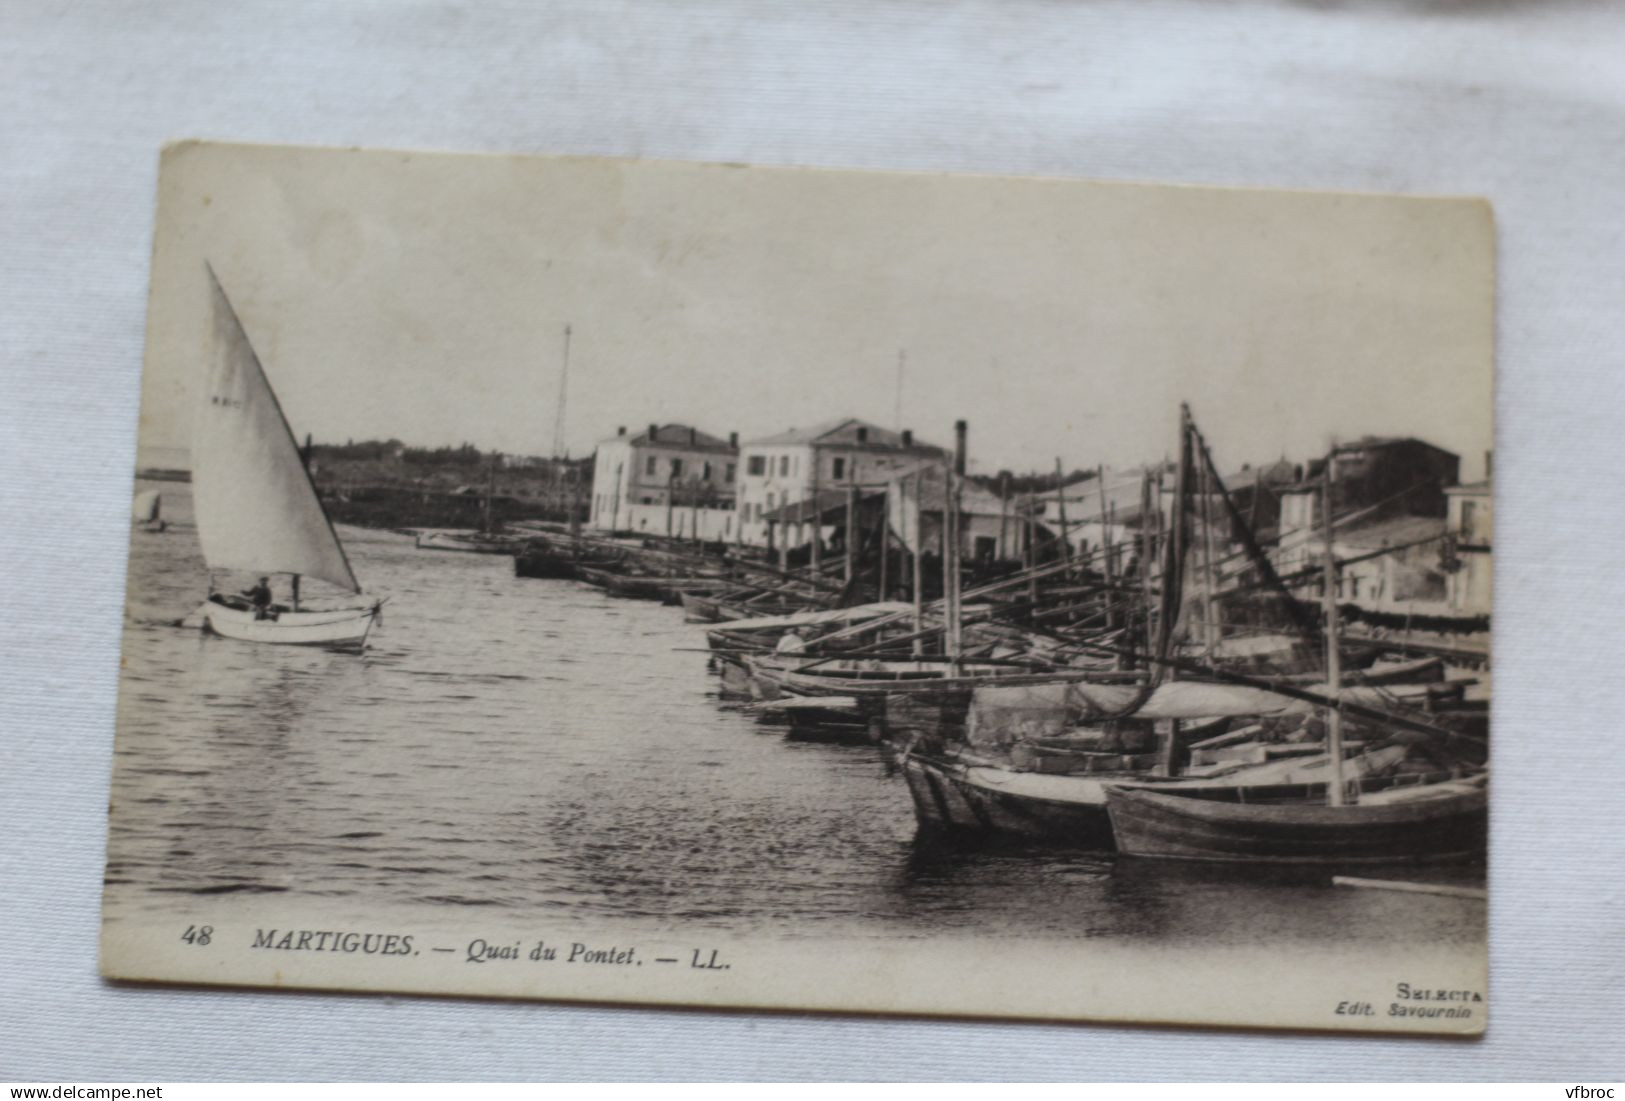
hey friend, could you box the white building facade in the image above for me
[735,418,943,546]
[588,424,739,536]
[1444,480,1492,616]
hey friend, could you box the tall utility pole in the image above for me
[894,349,906,430]
[552,324,572,459]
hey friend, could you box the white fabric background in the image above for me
[3,0,1622,1081]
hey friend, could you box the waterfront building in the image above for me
[1444,479,1492,616]
[1277,437,1460,581]
[588,424,739,537]
[735,417,943,546]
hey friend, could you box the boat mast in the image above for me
[912,472,924,655]
[845,480,857,585]
[878,481,889,600]
[1322,460,1348,806]
[894,349,905,430]
[1053,459,1072,567]
[1137,470,1153,668]
[948,420,968,670]
[552,324,571,459]
[811,449,822,575]
[294,433,313,611]
[1098,465,1114,630]
[484,452,497,533]
[1199,449,1218,658]
[1156,405,1193,778]
[998,472,1010,560]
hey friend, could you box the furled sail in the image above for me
[191,267,360,593]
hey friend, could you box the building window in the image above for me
[701,461,711,481]
[779,455,789,477]
[1460,501,1476,538]
[725,463,736,483]
[832,457,846,481]
[747,455,766,476]
[670,458,683,478]
[645,455,656,476]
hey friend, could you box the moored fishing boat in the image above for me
[415,529,528,554]
[186,267,383,651]
[1102,774,1486,864]
[745,654,1081,700]
[578,566,732,602]
[513,540,621,580]
[899,739,1444,846]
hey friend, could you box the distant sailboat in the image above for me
[132,489,166,532]
[188,265,382,650]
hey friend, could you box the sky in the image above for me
[137,142,1494,480]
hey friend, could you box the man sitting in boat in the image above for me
[242,577,274,619]
[205,576,279,619]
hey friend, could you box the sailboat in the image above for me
[188,266,383,651]
[131,489,166,532]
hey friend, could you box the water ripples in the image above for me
[105,484,1485,948]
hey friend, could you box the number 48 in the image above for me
[181,924,213,946]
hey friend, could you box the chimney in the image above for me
[617,426,626,436]
[689,427,697,446]
[648,423,658,442]
[728,431,738,449]
[1485,450,1493,480]
[901,429,913,447]
[954,420,968,476]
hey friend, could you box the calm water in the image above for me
[106,482,1485,947]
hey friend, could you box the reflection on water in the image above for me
[107,482,1484,947]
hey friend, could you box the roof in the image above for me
[601,424,736,453]
[1444,480,1492,495]
[1334,435,1450,453]
[745,416,943,452]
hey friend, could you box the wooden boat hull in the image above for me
[896,743,1442,848]
[581,568,730,603]
[1104,782,1487,865]
[900,752,1120,847]
[749,657,1075,700]
[199,600,380,650]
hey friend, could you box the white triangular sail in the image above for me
[192,268,360,593]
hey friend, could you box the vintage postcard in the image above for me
[104,141,1492,1033]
